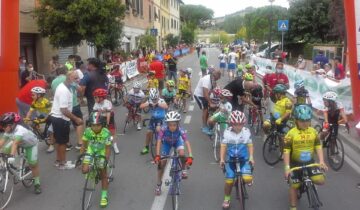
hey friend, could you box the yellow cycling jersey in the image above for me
[30,97,51,114]
[147,78,159,89]
[177,76,190,91]
[284,127,322,163]
[274,96,292,117]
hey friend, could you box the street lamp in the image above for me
[267,0,275,59]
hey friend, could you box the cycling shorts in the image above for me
[176,90,189,98]
[148,118,164,131]
[228,63,236,70]
[24,145,38,165]
[289,161,324,189]
[83,147,107,169]
[225,159,252,179]
[160,138,185,156]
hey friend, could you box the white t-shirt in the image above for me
[127,89,145,104]
[75,69,84,80]
[194,75,212,97]
[218,53,227,63]
[228,52,238,64]
[3,125,38,148]
[51,83,73,121]
[93,99,113,113]
[222,127,252,145]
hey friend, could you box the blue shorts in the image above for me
[148,118,164,131]
[225,159,252,179]
[228,63,236,70]
[160,139,185,156]
[220,63,226,68]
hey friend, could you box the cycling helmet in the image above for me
[165,111,181,122]
[133,81,141,89]
[293,105,313,121]
[230,110,246,124]
[273,84,287,94]
[186,68,192,74]
[179,68,187,73]
[31,87,46,94]
[223,103,233,113]
[149,88,159,100]
[294,80,304,90]
[88,112,105,125]
[212,87,222,96]
[92,88,108,97]
[244,73,254,81]
[237,64,243,71]
[167,80,175,87]
[221,89,233,97]
[245,64,252,69]
[323,91,337,101]
[0,112,21,126]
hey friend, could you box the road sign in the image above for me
[278,20,289,31]
[150,28,158,36]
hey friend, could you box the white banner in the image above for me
[251,56,353,114]
[125,59,139,79]
[120,62,127,82]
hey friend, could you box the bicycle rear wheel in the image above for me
[117,86,127,105]
[108,147,116,182]
[0,166,14,209]
[109,88,120,106]
[123,118,130,134]
[262,134,283,166]
[326,138,345,171]
[82,172,96,210]
[213,124,221,162]
[21,158,34,188]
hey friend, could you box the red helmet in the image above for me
[93,88,108,97]
[0,112,21,126]
[230,110,246,125]
[212,87,222,97]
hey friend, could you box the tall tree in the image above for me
[165,34,180,48]
[328,0,345,42]
[180,4,214,30]
[181,23,196,45]
[35,0,126,56]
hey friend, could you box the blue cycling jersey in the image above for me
[158,126,187,146]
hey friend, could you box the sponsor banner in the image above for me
[251,56,353,114]
[125,59,139,79]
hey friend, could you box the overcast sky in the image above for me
[182,0,290,17]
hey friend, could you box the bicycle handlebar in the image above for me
[289,163,321,173]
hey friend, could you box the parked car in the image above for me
[256,43,280,58]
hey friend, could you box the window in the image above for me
[171,19,173,29]
[149,5,151,22]
[140,0,143,17]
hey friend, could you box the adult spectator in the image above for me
[224,77,258,111]
[313,50,329,69]
[79,58,109,114]
[65,55,76,71]
[75,59,84,80]
[16,79,48,118]
[263,62,289,102]
[333,56,345,80]
[49,55,60,75]
[196,44,201,58]
[199,51,208,76]
[20,63,36,88]
[149,57,166,92]
[19,56,27,79]
[167,56,178,85]
[51,71,83,169]
[194,69,221,134]
[295,54,306,70]
[227,48,238,80]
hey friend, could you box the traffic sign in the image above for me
[150,28,158,36]
[278,20,289,31]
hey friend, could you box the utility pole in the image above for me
[268,0,275,59]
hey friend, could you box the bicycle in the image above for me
[212,121,228,162]
[164,97,177,111]
[0,149,34,209]
[109,80,127,106]
[175,91,189,113]
[25,117,51,145]
[288,163,323,210]
[123,104,141,133]
[77,148,115,210]
[262,113,285,166]
[143,118,163,159]
[223,158,253,210]
[248,105,266,136]
[314,118,348,171]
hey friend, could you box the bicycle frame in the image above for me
[1,151,32,183]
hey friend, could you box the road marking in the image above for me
[151,153,173,210]
[345,155,360,174]
[184,115,192,124]
[188,105,194,111]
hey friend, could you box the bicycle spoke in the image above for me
[327,138,345,171]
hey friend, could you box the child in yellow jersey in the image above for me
[176,69,191,113]
[147,71,159,90]
[24,86,55,153]
[272,84,293,133]
[283,105,327,210]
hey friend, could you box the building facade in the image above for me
[150,0,162,50]
[169,0,181,36]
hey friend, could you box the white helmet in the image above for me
[149,88,159,100]
[323,91,337,101]
[223,103,233,113]
[133,81,141,89]
[186,68,192,74]
[221,89,233,97]
[230,110,246,124]
[165,111,181,122]
[31,87,46,94]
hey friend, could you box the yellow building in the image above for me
[151,0,162,50]
[160,0,170,49]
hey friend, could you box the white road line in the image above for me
[188,105,194,111]
[151,153,173,210]
[345,155,360,174]
[184,115,192,124]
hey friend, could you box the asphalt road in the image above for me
[8,48,360,210]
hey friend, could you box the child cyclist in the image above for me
[153,111,193,195]
[293,79,311,106]
[284,105,328,210]
[220,110,254,209]
[147,70,159,91]
[24,86,55,153]
[140,88,168,155]
[92,88,119,154]
[80,112,112,208]
[124,81,145,130]
[176,69,192,113]
[162,80,177,106]
[207,89,233,132]
[0,112,42,194]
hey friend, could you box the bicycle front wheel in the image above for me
[150,132,157,159]
[237,178,246,210]
[0,167,14,210]
[306,182,322,210]
[327,138,345,171]
[171,171,179,210]
[262,134,283,166]
[82,173,96,210]
[213,125,221,162]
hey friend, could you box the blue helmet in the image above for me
[294,80,304,90]
[293,105,312,121]
[273,84,287,93]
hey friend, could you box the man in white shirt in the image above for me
[194,70,221,134]
[51,71,83,170]
[227,48,239,80]
[218,50,227,76]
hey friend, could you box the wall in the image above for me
[169,0,180,36]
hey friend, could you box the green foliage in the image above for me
[180,4,214,29]
[210,31,230,44]
[165,34,179,48]
[138,31,157,50]
[235,27,247,40]
[181,23,195,45]
[220,15,244,34]
[35,0,125,54]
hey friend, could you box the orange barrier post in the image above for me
[0,1,19,114]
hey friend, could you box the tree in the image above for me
[210,31,230,44]
[180,4,214,30]
[328,0,345,42]
[235,27,247,40]
[181,23,196,45]
[138,32,157,50]
[164,34,179,48]
[35,0,126,57]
